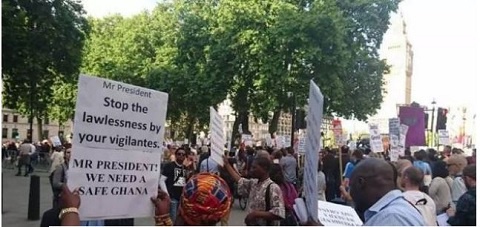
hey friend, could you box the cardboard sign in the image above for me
[69,75,168,219]
[438,130,449,145]
[318,200,363,226]
[303,80,324,222]
[210,107,225,166]
[332,119,343,146]
[369,123,383,153]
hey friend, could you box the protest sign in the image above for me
[285,136,292,148]
[298,137,306,153]
[69,75,168,219]
[389,135,400,162]
[50,136,62,147]
[318,200,363,226]
[438,130,449,145]
[242,134,253,147]
[210,107,225,166]
[389,118,401,138]
[303,80,324,222]
[399,124,409,156]
[369,123,383,153]
[275,136,284,148]
[332,119,343,146]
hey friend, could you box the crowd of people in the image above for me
[5,137,474,226]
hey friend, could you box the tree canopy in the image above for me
[2,0,89,140]
[3,0,400,141]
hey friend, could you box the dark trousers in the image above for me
[17,155,31,175]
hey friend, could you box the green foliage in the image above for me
[2,0,89,139]
[73,0,399,139]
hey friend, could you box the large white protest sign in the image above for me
[438,130,450,145]
[304,80,324,222]
[210,107,225,166]
[369,123,383,153]
[69,75,168,219]
[318,200,363,226]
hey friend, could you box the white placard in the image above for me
[318,200,363,226]
[389,135,400,162]
[304,80,323,222]
[276,136,284,148]
[266,137,273,147]
[50,136,62,147]
[388,118,401,138]
[69,75,168,219]
[298,137,306,153]
[399,124,409,156]
[438,130,449,145]
[369,123,383,153]
[242,134,253,147]
[285,136,292,148]
[210,107,225,166]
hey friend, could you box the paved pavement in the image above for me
[1,167,247,226]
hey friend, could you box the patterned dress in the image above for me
[238,177,285,226]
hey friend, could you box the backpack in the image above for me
[408,197,438,226]
[264,182,298,226]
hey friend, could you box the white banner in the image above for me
[438,130,449,145]
[69,75,168,219]
[369,123,383,153]
[242,134,253,147]
[303,80,324,222]
[318,200,363,226]
[210,107,225,166]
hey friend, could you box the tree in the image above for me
[2,0,89,141]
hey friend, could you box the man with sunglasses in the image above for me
[446,154,468,208]
[161,147,190,222]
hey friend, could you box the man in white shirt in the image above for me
[401,166,437,226]
[16,139,33,176]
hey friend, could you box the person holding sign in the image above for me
[222,155,285,225]
[349,158,425,225]
[50,173,233,226]
[161,147,192,222]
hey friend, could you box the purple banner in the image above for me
[399,106,426,147]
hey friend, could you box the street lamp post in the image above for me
[430,99,436,147]
[287,92,296,148]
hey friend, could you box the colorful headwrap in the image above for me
[179,172,232,225]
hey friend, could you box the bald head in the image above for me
[350,158,397,216]
[351,158,396,184]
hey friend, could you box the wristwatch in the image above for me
[58,207,79,219]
